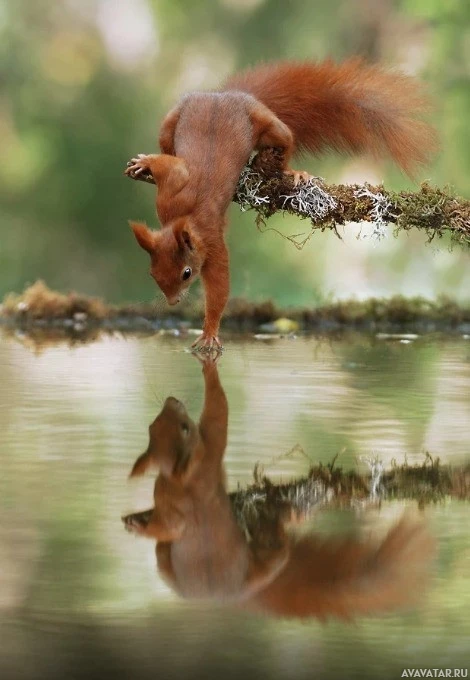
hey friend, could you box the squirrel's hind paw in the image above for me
[284,168,314,186]
[124,154,155,178]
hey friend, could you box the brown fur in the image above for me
[127,59,437,347]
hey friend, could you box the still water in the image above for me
[0,332,469,679]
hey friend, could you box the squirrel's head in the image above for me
[130,218,203,305]
[129,397,199,480]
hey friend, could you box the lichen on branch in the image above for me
[126,149,470,248]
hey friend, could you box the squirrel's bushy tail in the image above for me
[224,59,438,176]
[251,518,435,620]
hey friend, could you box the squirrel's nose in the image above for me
[167,295,181,306]
[165,396,182,408]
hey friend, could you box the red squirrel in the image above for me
[126,59,437,349]
[123,354,435,618]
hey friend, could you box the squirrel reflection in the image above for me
[123,354,434,620]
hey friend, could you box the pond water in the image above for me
[0,332,469,679]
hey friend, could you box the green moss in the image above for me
[391,183,470,247]
[229,151,470,246]
[2,282,470,350]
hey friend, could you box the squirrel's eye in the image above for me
[182,267,192,281]
[181,423,189,435]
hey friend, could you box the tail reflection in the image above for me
[123,354,434,619]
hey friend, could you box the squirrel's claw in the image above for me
[122,514,148,536]
[191,349,222,367]
[283,168,314,186]
[191,333,223,353]
[124,154,152,178]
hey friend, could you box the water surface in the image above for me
[1,333,469,679]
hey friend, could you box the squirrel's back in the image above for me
[223,59,438,176]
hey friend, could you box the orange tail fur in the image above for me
[224,59,438,176]
[251,518,436,620]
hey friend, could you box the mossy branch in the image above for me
[126,149,470,249]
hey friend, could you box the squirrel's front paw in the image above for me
[191,349,222,367]
[122,512,150,536]
[124,153,155,179]
[191,332,223,353]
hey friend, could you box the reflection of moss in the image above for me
[123,456,470,543]
[230,456,470,538]
[235,454,470,511]
[2,282,470,351]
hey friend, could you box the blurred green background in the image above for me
[1,0,469,307]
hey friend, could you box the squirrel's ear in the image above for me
[129,221,156,254]
[129,451,152,478]
[173,221,194,251]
